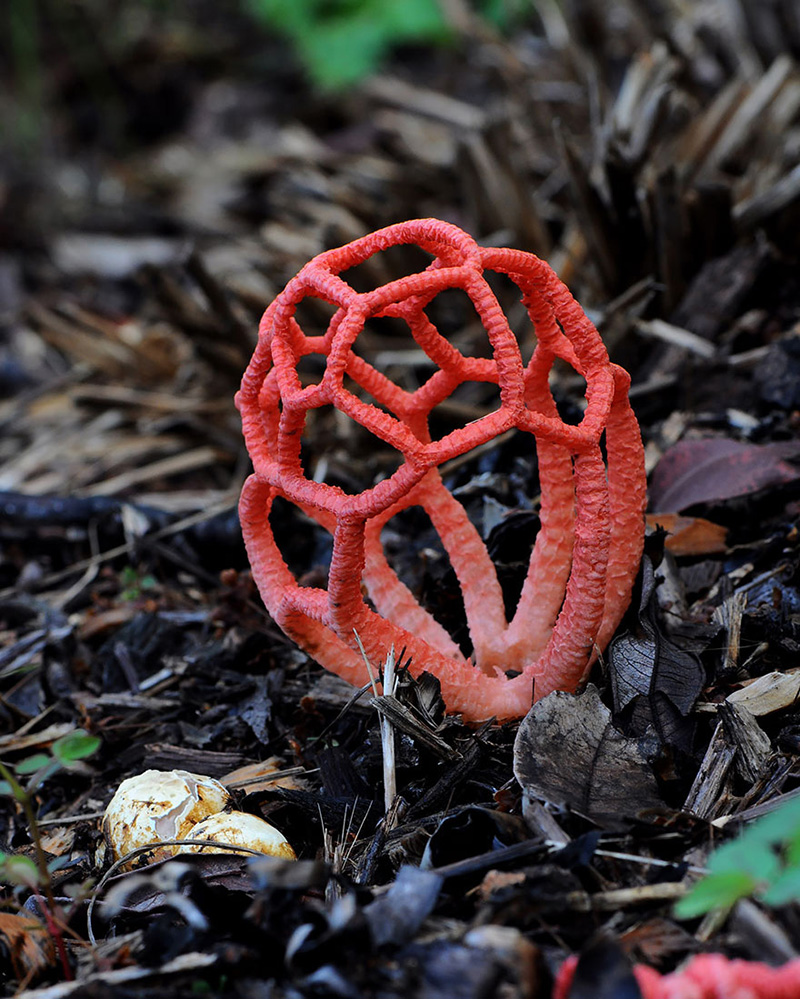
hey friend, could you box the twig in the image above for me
[353,633,398,819]
[368,695,457,760]
[380,648,398,816]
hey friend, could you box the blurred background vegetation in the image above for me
[3,0,530,156]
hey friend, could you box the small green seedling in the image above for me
[118,564,158,602]
[0,728,101,890]
[0,728,99,980]
[675,796,800,918]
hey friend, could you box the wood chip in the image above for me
[363,75,486,129]
[634,318,717,358]
[727,670,800,716]
[699,55,795,177]
[80,446,228,496]
[683,719,735,819]
[719,701,772,783]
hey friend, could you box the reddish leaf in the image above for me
[650,438,800,512]
[0,912,56,983]
[644,513,728,555]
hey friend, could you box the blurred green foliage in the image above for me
[0,729,101,895]
[675,796,800,918]
[245,0,530,90]
[3,0,531,158]
[7,0,44,149]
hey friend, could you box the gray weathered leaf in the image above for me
[609,556,705,749]
[513,686,661,824]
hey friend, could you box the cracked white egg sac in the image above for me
[101,769,232,867]
[185,811,297,859]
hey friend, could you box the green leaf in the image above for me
[245,0,316,35]
[14,753,51,776]
[27,760,63,794]
[51,730,101,764]
[0,780,14,797]
[297,14,388,89]
[379,0,449,40]
[762,867,800,907]
[706,838,781,884]
[674,796,800,919]
[1,855,43,888]
[731,798,800,851]
[244,0,453,90]
[674,869,759,919]
[479,0,530,30]
[782,826,800,868]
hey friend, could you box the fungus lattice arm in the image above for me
[553,953,800,999]
[236,218,646,722]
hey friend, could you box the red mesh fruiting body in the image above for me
[236,219,645,722]
[553,953,800,999]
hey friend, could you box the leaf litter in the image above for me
[2,1,800,997]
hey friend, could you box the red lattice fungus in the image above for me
[237,219,645,722]
[554,953,800,999]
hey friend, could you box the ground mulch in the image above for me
[2,1,800,996]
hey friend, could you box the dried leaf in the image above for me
[0,911,57,983]
[609,557,705,750]
[649,438,800,512]
[645,513,728,556]
[421,807,527,869]
[101,855,260,920]
[364,865,442,947]
[618,917,697,965]
[754,332,800,409]
[238,675,272,745]
[222,757,303,792]
[513,685,661,824]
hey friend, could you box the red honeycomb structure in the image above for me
[236,218,645,722]
[554,953,800,999]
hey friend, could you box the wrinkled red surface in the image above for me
[237,219,645,721]
[554,953,800,999]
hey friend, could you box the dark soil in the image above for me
[2,1,800,996]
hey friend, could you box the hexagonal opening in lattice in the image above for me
[339,240,436,293]
[299,403,407,496]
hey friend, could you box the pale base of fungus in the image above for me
[237,219,646,723]
[100,769,232,868]
[100,769,295,868]
[185,811,296,860]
